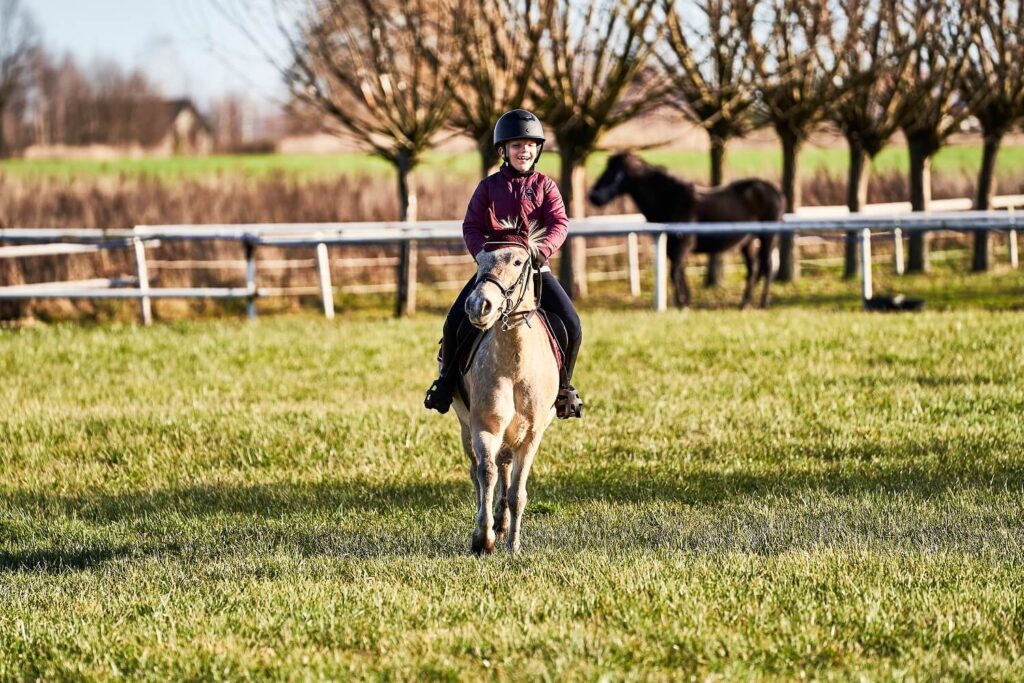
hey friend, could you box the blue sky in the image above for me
[29,0,291,107]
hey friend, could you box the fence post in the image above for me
[653,232,668,312]
[1009,207,1019,269]
[627,232,640,297]
[132,236,152,326]
[893,222,904,275]
[244,238,258,320]
[860,227,873,305]
[315,240,335,320]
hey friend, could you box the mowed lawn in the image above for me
[2,303,1024,679]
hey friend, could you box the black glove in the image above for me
[530,248,545,270]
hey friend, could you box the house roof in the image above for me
[128,99,212,146]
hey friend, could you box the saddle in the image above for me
[444,309,568,409]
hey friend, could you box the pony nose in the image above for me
[479,298,492,317]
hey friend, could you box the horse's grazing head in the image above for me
[588,151,648,206]
[466,245,533,330]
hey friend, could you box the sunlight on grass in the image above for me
[2,289,1023,677]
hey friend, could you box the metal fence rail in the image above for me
[1,205,1020,323]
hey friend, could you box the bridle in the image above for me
[475,244,539,331]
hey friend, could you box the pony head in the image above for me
[466,244,533,330]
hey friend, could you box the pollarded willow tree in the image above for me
[659,0,766,187]
[449,0,553,178]
[830,0,914,278]
[532,0,665,298]
[962,0,1024,271]
[756,0,843,282]
[890,0,973,273]
[658,0,768,286]
[280,0,465,314]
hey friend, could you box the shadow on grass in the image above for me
[4,443,1023,571]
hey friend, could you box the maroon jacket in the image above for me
[462,166,569,263]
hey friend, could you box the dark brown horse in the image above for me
[588,152,784,308]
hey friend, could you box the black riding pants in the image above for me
[441,271,582,384]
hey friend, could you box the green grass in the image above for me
[6,142,1024,184]
[2,272,1024,679]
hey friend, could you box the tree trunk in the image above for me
[973,131,1002,272]
[477,137,500,178]
[0,102,7,159]
[705,134,727,286]
[395,150,418,317]
[906,135,933,273]
[777,130,802,282]
[557,151,588,299]
[843,138,872,279]
[709,134,727,186]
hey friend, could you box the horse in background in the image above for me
[454,242,559,555]
[588,151,784,308]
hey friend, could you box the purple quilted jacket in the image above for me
[462,166,569,263]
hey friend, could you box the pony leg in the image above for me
[506,432,543,555]
[471,427,503,555]
[740,241,757,309]
[493,446,513,542]
[460,421,480,509]
[671,256,691,308]
[759,234,775,308]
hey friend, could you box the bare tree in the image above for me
[891,0,973,273]
[533,0,665,298]
[450,0,552,178]
[756,0,842,282]
[830,0,913,278]
[658,0,767,286]
[0,0,38,156]
[276,0,464,315]
[659,0,765,186]
[963,0,1024,271]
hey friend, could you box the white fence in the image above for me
[1,201,1021,323]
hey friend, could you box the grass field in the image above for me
[2,269,1024,679]
[6,142,1024,185]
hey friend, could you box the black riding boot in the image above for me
[424,338,456,414]
[425,278,476,415]
[555,363,584,419]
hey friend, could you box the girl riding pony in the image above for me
[424,109,584,419]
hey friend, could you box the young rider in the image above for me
[423,108,584,419]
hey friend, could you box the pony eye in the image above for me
[514,259,523,266]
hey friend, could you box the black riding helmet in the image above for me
[493,109,546,174]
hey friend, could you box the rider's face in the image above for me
[504,139,538,172]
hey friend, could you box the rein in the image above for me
[476,247,537,331]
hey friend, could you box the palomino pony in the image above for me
[588,151,784,308]
[453,239,559,555]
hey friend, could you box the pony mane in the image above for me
[492,218,544,262]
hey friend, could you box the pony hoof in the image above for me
[472,531,495,555]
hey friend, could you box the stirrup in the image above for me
[555,385,583,419]
[424,378,453,414]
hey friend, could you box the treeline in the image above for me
[0,0,269,154]
[270,0,1024,287]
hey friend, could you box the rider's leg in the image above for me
[424,276,475,413]
[539,272,583,418]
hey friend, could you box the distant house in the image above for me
[130,99,214,156]
[24,98,214,160]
